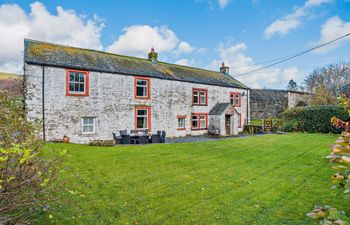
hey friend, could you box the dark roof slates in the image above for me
[24,39,248,89]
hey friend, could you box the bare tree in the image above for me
[304,61,350,96]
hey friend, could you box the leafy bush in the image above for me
[0,91,65,224]
[282,105,349,133]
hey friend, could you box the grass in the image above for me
[0,72,19,80]
[38,133,349,224]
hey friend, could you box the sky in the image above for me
[0,0,350,89]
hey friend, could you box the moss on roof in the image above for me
[24,39,248,89]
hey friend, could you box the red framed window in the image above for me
[238,113,242,128]
[177,115,186,131]
[134,106,151,131]
[230,92,241,107]
[193,88,208,106]
[134,76,151,100]
[66,69,89,96]
[191,113,208,130]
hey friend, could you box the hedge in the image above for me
[282,105,349,133]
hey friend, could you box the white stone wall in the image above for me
[25,64,249,143]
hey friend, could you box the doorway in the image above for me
[225,115,231,135]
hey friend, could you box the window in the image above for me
[66,69,89,96]
[191,113,208,130]
[177,115,186,130]
[230,92,241,107]
[134,77,150,99]
[193,90,199,104]
[193,88,208,105]
[82,117,95,134]
[135,106,151,130]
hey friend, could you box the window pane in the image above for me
[79,84,85,92]
[200,115,206,128]
[79,74,85,82]
[74,73,80,82]
[235,95,240,105]
[193,91,199,104]
[137,86,146,97]
[74,83,79,92]
[137,117,147,128]
[137,109,147,116]
[69,83,74,92]
[192,116,198,128]
[137,80,147,86]
[200,91,206,104]
[70,74,74,81]
[178,118,185,128]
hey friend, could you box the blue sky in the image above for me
[0,0,349,88]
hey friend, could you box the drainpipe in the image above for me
[246,89,249,125]
[42,66,46,141]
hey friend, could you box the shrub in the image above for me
[282,105,349,133]
[0,91,65,224]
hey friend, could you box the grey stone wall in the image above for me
[250,89,310,119]
[25,64,249,143]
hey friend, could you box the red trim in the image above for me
[230,92,241,107]
[191,113,208,130]
[66,69,89,96]
[134,106,151,131]
[177,115,186,131]
[192,88,208,106]
[134,76,151,100]
[238,113,242,128]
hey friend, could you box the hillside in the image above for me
[0,72,22,97]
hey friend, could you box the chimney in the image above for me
[148,48,158,63]
[220,62,229,75]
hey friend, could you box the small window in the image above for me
[193,88,208,105]
[192,115,198,129]
[135,106,151,130]
[230,92,241,107]
[135,77,150,99]
[82,117,95,134]
[177,116,186,130]
[193,90,199,104]
[191,113,207,130]
[66,69,89,96]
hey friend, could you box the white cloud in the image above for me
[314,16,350,53]
[265,0,332,38]
[218,0,230,8]
[175,41,194,55]
[209,42,301,88]
[107,25,179,57]
[0,1,104,73]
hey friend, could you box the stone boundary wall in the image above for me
[250,89,310,120]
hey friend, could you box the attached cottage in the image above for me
[24,39,250,143]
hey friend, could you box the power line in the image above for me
[233,32,350,77]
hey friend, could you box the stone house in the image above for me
[24,39,249,143]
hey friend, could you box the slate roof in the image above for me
[24,39,248,89]
[209,103,231,115]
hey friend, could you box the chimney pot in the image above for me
[148,48,158,63]
[220,62,229,75]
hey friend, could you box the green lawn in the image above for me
[39,133,349,224]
